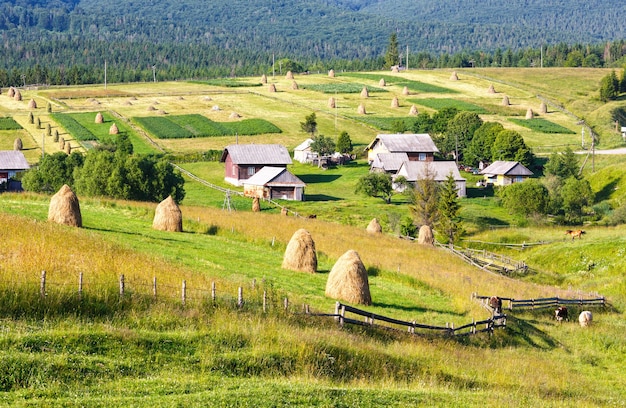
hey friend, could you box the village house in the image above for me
[220,144,292,186]
[394,161,466,197]
[293,138,317,164]
[365,133,439,164]
[242,167,306,201]
[370,152,409,173]
[0,150,30,191]
[480,161,533,186]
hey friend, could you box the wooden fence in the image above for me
[473,293,606,312]
[307,301,506,337]
[437,243,528,276]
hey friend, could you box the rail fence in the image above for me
[437,242,528,276]
[473,293,606,313]
[307,301,506,337]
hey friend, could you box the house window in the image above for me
[514,176,524,183]
[247,167,256,176]
[418,153,427,161]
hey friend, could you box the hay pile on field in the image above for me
[130,96,138,101]
[59,137,65,150]
[357,104,366,114]
[109,123,119,134]
[379,78,386,87]
[91,99,100,105]
[124,101,133,106]
[178,96,185,100]
[540,102,548,114]
[13,138,22,151]
[158,110,167,115]
[282,229,317,273]
[95,112,104,123]
[450,71,459,81]
[292,81,298,90]
[325,250,371,305]
[147,105,156,111]
[360,87,369,98]
[366,218,382,234]
[328,69,335,78]
[152,196,183,232]
[28,99,37,109]
[328,97,336,109]
[526,108,534,119]
[391,96,399,108]
[402,86,410,95]
[48,185,82,228]
[409,105,418,116]
[229,112,241,119]
[261,74,267,84]
[252,197,260,212]
[7,87,15,97]
[285,71,294,80]
[281,207,288,216]
[501,95,510,106]
[268,84,276,92]
[64,143,71,155]
[488,84,496,94]
[14,90,22,101]
[417,225,434,246]
[391,66,399,73]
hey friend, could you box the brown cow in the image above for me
[489,296,502,314]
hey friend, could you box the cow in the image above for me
[489,296,502,315]
[555,306,569,322]
[579,311,593,327]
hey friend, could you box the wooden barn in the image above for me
[220,144,292,186]
[365,134,439,164]
[394,161,466,197]
[0,150,30,191]
[480,161,533,186]
[242,167,306,201]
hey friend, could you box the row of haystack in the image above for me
[366,218,434,245]
[6,87,22,101]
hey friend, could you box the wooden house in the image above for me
[293,138,317,163]
[370,152,408,173]
[394,161,466,197]
[220,144,292,186]
[242,167,306,201]
[480,161,533,186]
[365,134,439,163]
[0,150,30,191]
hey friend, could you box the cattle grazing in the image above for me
[565,229,586,240]
[579,311,593,327]
[555,306,569,322]
[489,296,503,314]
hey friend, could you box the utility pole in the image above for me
[406,44,409,70]
[152,65,156,83]
[104,60,107,90]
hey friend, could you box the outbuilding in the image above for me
[242,166,306,201]
[0,150,30,191]
[220,144,292,186]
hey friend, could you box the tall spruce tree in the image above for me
[384,32,399,69]
[436,174,463,244]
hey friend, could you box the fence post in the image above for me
[119,274,125,297]
[40,270,46,298]
[182,280,187,306]
[472,319,476,334]
[153,277,157,300]
[263,290,267,313]
[211,281,216,303]
[238,287,243,308]
[252,278,256,289]
[334,301,340,322]
[78,272,83,301]
[340,304,346,326]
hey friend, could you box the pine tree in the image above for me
[408,162,439,227]
[384,33,399,69]
[336,131,353,154]
[436,174,463,244]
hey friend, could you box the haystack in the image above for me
[157,110,167,115]
[357,104,366,114]
[252,197,261,212]
[229,112,241,119]
[48,185,82,228]
[328,69,335,78]
[178,96,185,100]
[268,84,277,92]
[14,90,22,101]
[152,196,183,232]
[366,218,382,234]
[28,99,37,109]
[282,229,317,273]
[59,137,65,150]
[488,84,496,94]
[95,112,104,123]
[13,138,22,151]
[109,123,119,134]
[325,250,371,305]
[261,74,267,84]
[7,87,15,98]
[391,66,399,73]
[291,81,299,90]
[281,207,288,216]
[212,105,220,111]
[285,71,294,80]
[391,96,399,108]
[501,95,510,106]
[540,102,548,114]
[409,105,418,116]
[64,143,71,155]
[525,108,534,119]
[417,225,434,246]
[147,105,156,111]
[379,78,386,87]
[450,71,459,81]
[328,97,336,109]
[360,87,369,98]
[402,86,410,95]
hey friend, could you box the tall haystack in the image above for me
[328,69,335,78]
[268,83,277,92]
[261,74,268,84]
[64,143,71,155]
[282,229,317,273]
[488,84,496,94]
[28,99,37,109]
[291,81,299,90]
[229,112,241,119]
[501,95,510,106]
[402,86,410,95]
[325,250,371,305]
[48,184,82,228]
[285,71,294,80]
[152,196,183,232]
[59,137,65,150]
[417,225,434,246]
[409,105,418,116]
[14,138,23,151]
[450,71,459,81]
[147,105,156,111]
[525,108,534,119]
[328,97,336,109]
[540,102,548,114]
[391,66,399,73]
[252,197,261,212]
[14,90,22,101]
[7,87,15,98]
[357,104,366,114]
[109,123,119,134]
[360,87,369,98]
[366,218,382,234]
[95,112,104,123]
[391,96,399,108]
[379,78,386,87]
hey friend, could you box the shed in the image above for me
[243,167,306,201]
[0,150,30,191]
[480,161,533,186]
[395,161,466,197]
[365,134,439,163]
[293,138,317,164]
[370,152,409,173]
[220,144,292,186]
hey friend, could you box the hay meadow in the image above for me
[1,68,626,406]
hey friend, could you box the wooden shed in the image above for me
[220,144,292,186]
[242,167,306,201]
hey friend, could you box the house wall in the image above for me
[294,148,312,163]
[407,152,434,161]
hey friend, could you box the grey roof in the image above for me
[0,150,30,170]
[480,161,533,176]
[397,161,465,182]
[220,144,292,165]
[371,153,409,172]
[243,167,305,187]
[366,134,439,153]
[294,138,314,151]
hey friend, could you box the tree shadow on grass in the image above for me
[298,174,342,183]
[304,194,342,202]
[595,177,621,202]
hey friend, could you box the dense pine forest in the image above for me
[1,0,626,86]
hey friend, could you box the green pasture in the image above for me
[300,83,387,94]
[0,117,22,130]
[508,118,576,134]
[347,116,418,131]
[409,98,489,113]
[339,72,457,94]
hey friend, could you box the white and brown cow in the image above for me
[489,296,502,315]
[555,306,569,322]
